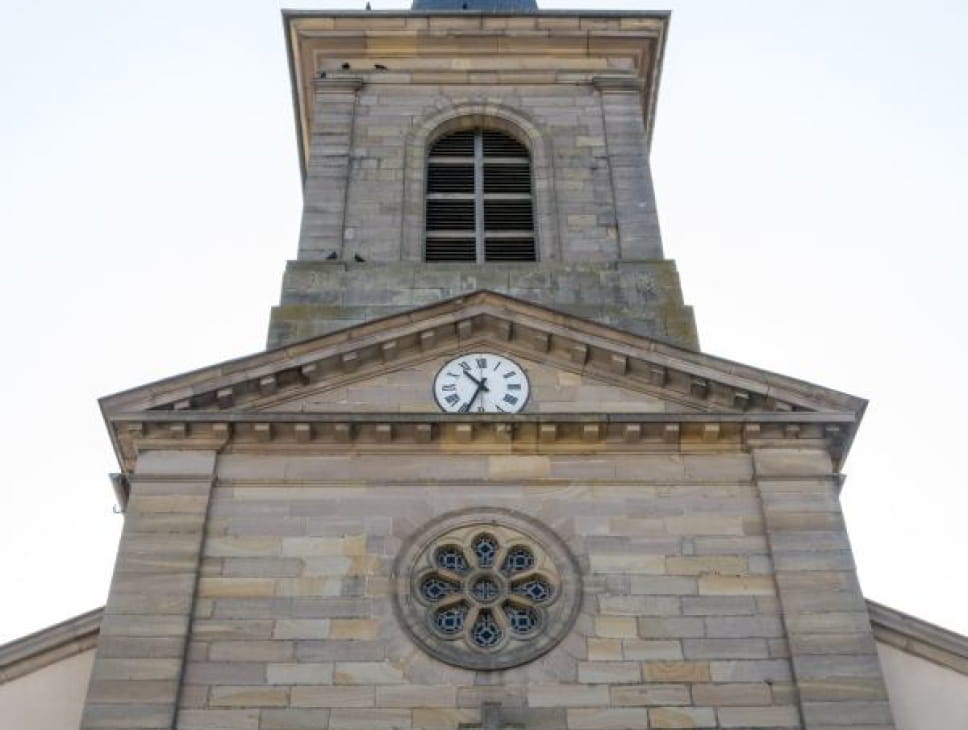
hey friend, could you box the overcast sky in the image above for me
[1,0,966,644]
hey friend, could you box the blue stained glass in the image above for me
[471,577,500,603]
[512,578,552,603]
[435,545,469,573]
[421,575,459,602]
[470,610,503,647]
[473,534,498,568]
[434,604,468,634]
[503,603,539,634]
[501,546,534,575]
[416,530,558,655]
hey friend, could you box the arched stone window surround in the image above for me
[401,103,560,263]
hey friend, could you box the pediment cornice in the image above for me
[101,291,864,473]
[103,291,861,416]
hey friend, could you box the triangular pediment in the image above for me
[257,349,704,415]
[103,290,862,416]
[101,291,865,472]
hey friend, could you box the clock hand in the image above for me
[462,371,489,391]
[458,388,479,413]
[458,378,488,412]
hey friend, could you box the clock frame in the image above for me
[432,353,531,414]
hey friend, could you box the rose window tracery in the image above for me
[419,538,554,650]
[393,508,581,670]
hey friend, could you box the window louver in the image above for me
[425,129,535,262]
[432,130,475,156]
[484,164,531,193]
[427,164,474,193]
[426,240,476,261]
[485,238,536,261]
[426,200,475,230]
[484,200,533,230]
[482,130,528,157]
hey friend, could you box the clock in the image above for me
[432,353,530,414]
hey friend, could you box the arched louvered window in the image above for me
[425,129,536,262]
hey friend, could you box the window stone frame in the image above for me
[392,507,582,671]
[402,103,560,263]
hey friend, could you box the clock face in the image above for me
[432,353,530,414]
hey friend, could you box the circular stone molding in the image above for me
[392,508,582,670]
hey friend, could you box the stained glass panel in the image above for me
[421,575,459,602]
[471,577,500,603]
[434,603,468,635]
[435,545,469,573]
[472,533,498,568]
[503,603,539,634]
[470,610,503,647]
[511,578,552,603]
[501,546,534,574]
[400,512,579,669]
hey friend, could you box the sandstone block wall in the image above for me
[119,447,884,730]
[266,261,697,349]
[299,81,661,265]
[80,451,218,730]
[80,443,894,729]
[267,70,700,350]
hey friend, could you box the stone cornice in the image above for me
[101,292,862,417]
[868,599,968,675]
[106,409,857,476]
[283,10,669,179]
[0,608,101,684]
[113,411,857,424]
[100,291,866,473]
[283,9,672,17]
[593,75,646,92]
[313,76,365,92]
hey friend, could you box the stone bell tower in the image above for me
[80,4,896,730]
[268,3,697,348]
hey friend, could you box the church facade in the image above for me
[2,5,967,730]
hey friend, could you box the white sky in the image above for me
[1,0,966,645]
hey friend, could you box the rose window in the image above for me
[419,538,554,650]
[393,508,581,670]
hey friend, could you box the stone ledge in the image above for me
[868,599,968,675]
[0,607,102,683]
[106,411,855,476]
[269,261,696,351]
